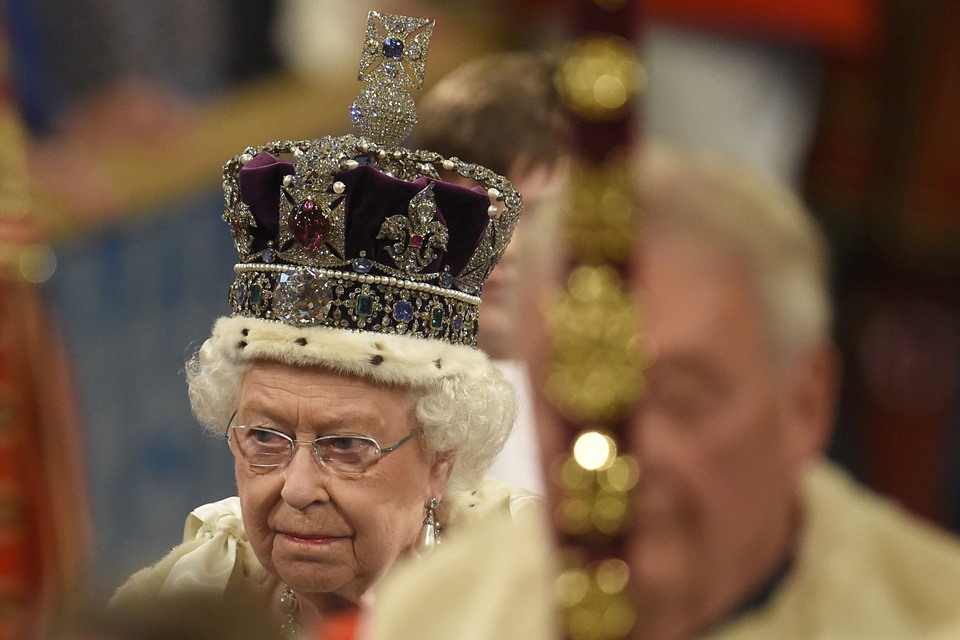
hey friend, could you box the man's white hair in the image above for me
[638,144,832,361]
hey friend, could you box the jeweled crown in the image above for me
[223,11,521,348]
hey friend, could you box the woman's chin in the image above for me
[275,557,355,597]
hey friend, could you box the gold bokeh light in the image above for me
[573,431,618,471]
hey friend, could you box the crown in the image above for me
[222,11,521,349]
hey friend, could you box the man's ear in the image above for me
[786,340,841,465]
[426,450,457,500]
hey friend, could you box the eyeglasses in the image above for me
[227,416,421,477]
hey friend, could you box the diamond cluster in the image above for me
[351,11,435,147]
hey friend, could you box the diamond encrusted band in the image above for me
[230,263,481,346]
[235,263,481,304]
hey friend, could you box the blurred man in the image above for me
[0,27,90,640]
[627,146,960,639]
[413,52,570,495]
[367,146,960,640]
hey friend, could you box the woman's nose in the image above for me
[280,444,332,509]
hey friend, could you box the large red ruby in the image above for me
[290,200,330,252]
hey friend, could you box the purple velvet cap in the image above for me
[238,152,294,253]
[237,151,489,278]
[337,165,490,276]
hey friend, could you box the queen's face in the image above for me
[232,361,452,607]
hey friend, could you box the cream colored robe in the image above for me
[367,461,960,640]
[709,462,960,639]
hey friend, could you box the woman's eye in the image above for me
[319,437,376,458]
[252,429,288,446]
[330,437,360,451]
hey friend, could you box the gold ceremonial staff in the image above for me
[545,1,647,639]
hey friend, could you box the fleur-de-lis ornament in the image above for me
[377,183,448,271]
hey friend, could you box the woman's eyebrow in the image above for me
[241,408,384,435]
[309,417,383,436]
[236,405,288,427]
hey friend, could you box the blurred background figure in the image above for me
[0,23,90,640]
[412,52,571,495]
[6,0,280,225]
[627,147,960,639]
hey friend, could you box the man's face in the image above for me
[628,231,817,622]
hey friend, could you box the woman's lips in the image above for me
[278,531,346,545]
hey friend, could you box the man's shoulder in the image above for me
[711,461,960,639]
[796,460,960,634]
[804,460,960,565]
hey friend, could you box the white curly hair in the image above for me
[186,316,516,489]
[638,144,832,363]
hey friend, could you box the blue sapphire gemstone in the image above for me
[354,257,373,273]
[440,272,453,288]
[263,247,275,263]
[382,36,404,59]
[233,285,246,307]
[394,301,414,323]
[453,315,463,332]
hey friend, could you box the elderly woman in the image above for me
[112,11,533,636]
